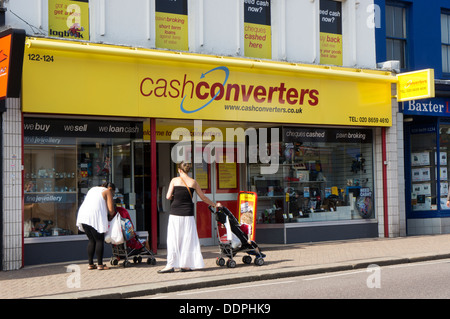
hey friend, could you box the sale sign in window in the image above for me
[320,0,342,66]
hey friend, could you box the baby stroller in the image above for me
[209,205,265,268]
[109,207,156,267]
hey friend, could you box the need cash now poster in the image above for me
[320,0,342,65]
[48,0,90,40]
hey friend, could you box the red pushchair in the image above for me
[109,207,156,267]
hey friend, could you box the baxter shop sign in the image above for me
[403,98,450,117]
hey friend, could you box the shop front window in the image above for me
[24,118,145,238]
[439,124,450,211]
[24,145,78,236]
[409,125,438,212]
[248,127,375,224]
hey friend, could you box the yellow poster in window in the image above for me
[320,32,342,66]
[194,163,209,190]
[218,162,237,189]
[244,23,271,60]
[155,0,188,51]
[244,0,271,59]
[155,12,188,51]
[320,0,342,66]
[48,0,89,40]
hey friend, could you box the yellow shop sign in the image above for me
[397,69,435,102]
[22,38,395,127]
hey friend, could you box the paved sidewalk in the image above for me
[2,234,450,299]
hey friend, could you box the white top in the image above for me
[76,186,109,233]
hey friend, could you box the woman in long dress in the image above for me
[158,162,221,273]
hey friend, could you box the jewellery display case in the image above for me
[24,145,78,237]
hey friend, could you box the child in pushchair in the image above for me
[109,206,156,267]
[209,206,265,268]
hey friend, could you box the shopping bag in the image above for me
[105,225,112,243]
[105,214,124,245]
[121,217,135,241]
[225,216,232,241]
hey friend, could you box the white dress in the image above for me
[76,186,109,233]
[165,186,204,269]
[166,215,205,269]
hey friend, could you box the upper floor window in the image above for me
[386,4,407,69]
[441,11,450,73]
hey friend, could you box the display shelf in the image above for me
[24,145,77,237]
[410,150,438,211]
[249,162,352,224]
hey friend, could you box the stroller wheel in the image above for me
[147,257,156,265]
[226,259,236,268]
[123,261,130,268]
[111,258,119,266]
[242,255,252,264]
[254,257,264,266]
[216,257,226,267]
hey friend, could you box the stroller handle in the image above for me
[209,205,227,214]
[208,205,217,214]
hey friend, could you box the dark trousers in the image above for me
[82,224,105,266]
